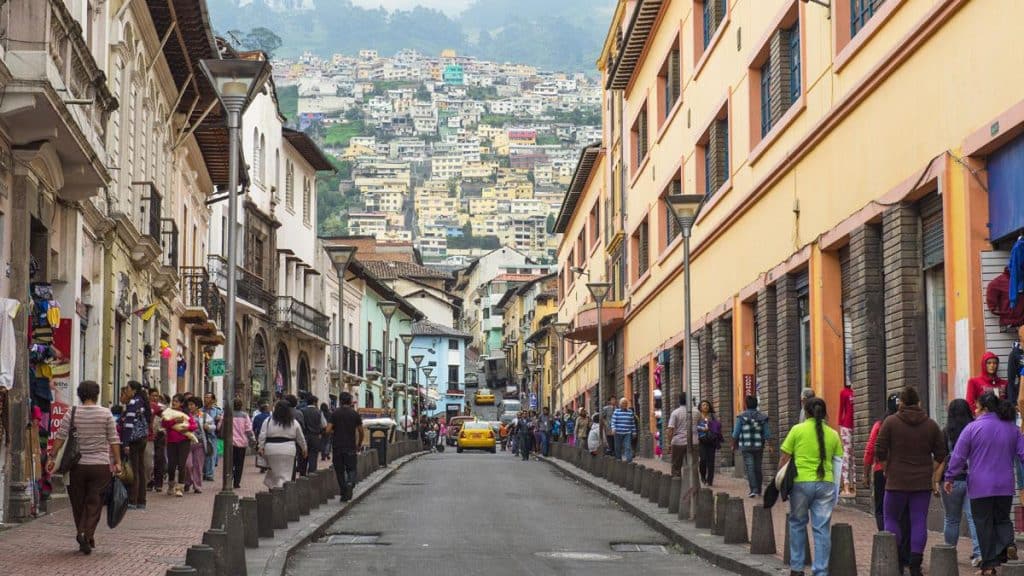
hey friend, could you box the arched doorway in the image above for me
[252,333,268,408]
[275,344,290,396]
[297,352,311,396]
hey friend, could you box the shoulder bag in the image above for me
[55,407,81,474]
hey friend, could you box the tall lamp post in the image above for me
[422,366,434,418]
[533,340,549,412]
[378,301,398,411]
[199,57,271,529]
[325,243,357,392]
[411,354,424,439]
[551,322,570,411]
[666,193,706,513]
[587,282,611,439]
[400,333,413,437]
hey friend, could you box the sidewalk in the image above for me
[0,452,327,576]
[634,457,976,574]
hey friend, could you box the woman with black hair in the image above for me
[875,387,947,576]
[779,397,842,576]
[945,391,1024,574]
[940,399,982,566]
[696,400,722,486]
[121,380,151,509]
[258,400,307,489]
[864,393,900,529]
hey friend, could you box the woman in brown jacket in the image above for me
[875,387,947,576]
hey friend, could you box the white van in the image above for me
[500,399,521,416]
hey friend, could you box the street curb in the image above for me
[253,449,429,576]
[542,457,788,576]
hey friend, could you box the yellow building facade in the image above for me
[555,0,1024,485]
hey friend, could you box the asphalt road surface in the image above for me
[287,451,733,576]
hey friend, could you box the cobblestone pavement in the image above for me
[0,452,328,576]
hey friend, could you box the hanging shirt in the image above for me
[0,299,20,390]
[1010,238,1024,308]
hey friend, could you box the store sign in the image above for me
[209,359,226,377]
[48,401,69,453]
[743,374,755,398]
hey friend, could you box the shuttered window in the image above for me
[638,219,650,276]
[920,193,944,270]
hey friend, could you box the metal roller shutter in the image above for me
[921,194,944,270]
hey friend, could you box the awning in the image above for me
[565,301,626,343]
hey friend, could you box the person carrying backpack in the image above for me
[732,395,771,497]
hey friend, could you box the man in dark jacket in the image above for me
[732,395,771,497]
[875,387,947,576]
[299,395,326,475]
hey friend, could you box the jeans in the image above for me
[519,434,532,460]
[699,442,716,485]
[789,481,837,575]
[614,433,634,462]
[231,445,246,488]
[884,490,932,555]
[333,451,358,500]
[742,449,764,495]
[941,479,981,559]
[203,437,216,479]
[539,431,550,457]
[972,495,1015,568]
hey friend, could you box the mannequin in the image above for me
[839,380,854,495]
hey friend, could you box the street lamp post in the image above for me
[551,322,570,412]
[324,243,357,392]
[666,194,706,515]
[587,282,611,444]
[533,340,549,412]
[400,333,413,438]
[199,57,271,532]
[378,301,398,412]
[422,365,434,418]
[411,353,424,440]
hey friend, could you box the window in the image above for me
[449,338,459,350]
[448,364,459,387]
[252,129,262,185]
[700,0,727,51]
[759,62,772,138]
[589,204,599,246]
[663,177,682,249]
[851,0,884,38]
[658,45,681,121]
[285,161,294,209]
[577,230,586,265]
[755,20,801,140]
[483,307,490,319]
[631,103,649,172]
[796,277,811,393]
[632,218,650,279]
[700,109,730,197]
[302,177,311,225]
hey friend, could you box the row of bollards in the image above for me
[167,441,422,576]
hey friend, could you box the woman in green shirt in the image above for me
[779,397,843,576]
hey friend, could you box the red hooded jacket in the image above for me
[966,351,1008,414]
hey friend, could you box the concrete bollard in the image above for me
[1003,562,1024,576]
[255,491,275,538]
[284,481,300,522]
[632,463,643,495]
[223,504,248,576]
[722,497,749,544]
[324,468,339,498]
[828,523,857,576]
[694,488,714,529]
[668,476,681,514]
[711,492,730,536]
[316,470,329,504]
[624,462,636,492]
[678,471,693,520]
[166,568,197,576]
[240,497,259,548]
[784,514,813,567]
[750,506,776,555]
[869,531,899,576]
[640,467,652,499]
[658,473,671,509]
[929,544,958,576]
[298,476,314,513]
[185,544,216,576]
[201,529,228,576]
[270,487,287,529]
[649,471,663,504]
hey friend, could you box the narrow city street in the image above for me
[287,451,730,576]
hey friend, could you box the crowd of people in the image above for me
[46,381,368,556]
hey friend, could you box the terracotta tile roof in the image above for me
[493,273,541,282]
[361,260,451,281]
[411,320,472,339]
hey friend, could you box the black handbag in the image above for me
[55,407,80,474]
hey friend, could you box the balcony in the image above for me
[0,0,117,201]
[365,349,383,381]
[208,255,275,313]
[153,218,179,294]
[126,182,163,268]
[275,296,330,342]
[345,347,364,379]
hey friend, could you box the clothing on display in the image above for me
[1010,237,1024,308]
[987,269,1024,328]
[1010,343,1024,406]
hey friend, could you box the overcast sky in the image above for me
[348,0,474,15]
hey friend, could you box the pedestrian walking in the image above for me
[252,403,271,472]
[258,400,308,490]
[226,398,254,489]
[185,397,208,494]
[320,402,333,460]
[326,392,363,502]
[299,394,326,475]
[518,411,533,461]
[611,397,637,462]
[587,413,601,454]
[696,400,722,486]
[120,380,151,509]
[875,387,947,576]
[575,409,589,448]
[538,407,552,457]
[732,395,771,497]
[201,393,222,481]
[161,394,196,497]
[940,399,982,566]
[46,380,122,555]
[565,409,576,447]
[864,393,900,529]
[601,396,617,456]
[666,393,699,477]
[779,397,843,576]
[149,390,167,492]
[967,351,1008,414]
[944,391,1024,574]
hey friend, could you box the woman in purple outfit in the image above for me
[944,391,1024,575]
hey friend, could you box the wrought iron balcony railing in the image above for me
[275,296,330,341]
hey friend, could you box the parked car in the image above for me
[446,415,476,446]
[457,421,496,454]
[474,388,495,405]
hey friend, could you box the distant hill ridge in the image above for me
[206,0,616,72]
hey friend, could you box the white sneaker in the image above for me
[971,556,982,567]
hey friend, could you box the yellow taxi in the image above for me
[474,388,495,405]
[457,421,497,453]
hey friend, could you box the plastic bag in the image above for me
[106,477,129,529]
